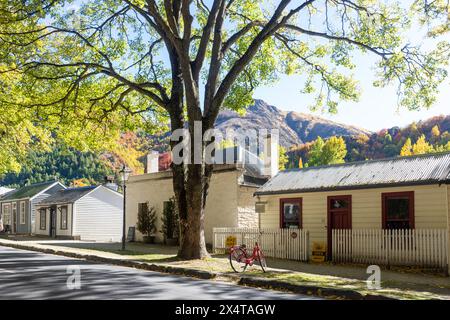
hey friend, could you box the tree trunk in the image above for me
[169,108,214,259]
[178,164,210,259]
[172,118,214,259]
[168,48,215,259]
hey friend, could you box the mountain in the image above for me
[216,99,371,147]
[286,114,450,168]
[1,99,448,187]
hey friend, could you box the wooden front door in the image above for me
[327,195,352,259]
[13,211,17,234]
[49,207,57,238]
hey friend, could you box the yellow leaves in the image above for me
[412,135,434,155]
[72,178,90,187]
[400,135,441,156]
[400,138,413,156]
[108,132,145,174]
[431,125,440,138]
[298,157,303,169]
[428,24,450,37]
[278,145,288,170]
[127,0,145,8]
[0,106,52,174]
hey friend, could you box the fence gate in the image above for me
[213,228,309,262]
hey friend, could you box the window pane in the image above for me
[385,196,411,229]
[386,198,409,220]
[282,202,300,228]
[40,210,46,230]
[61,207,67,229]
[330,199,348,209]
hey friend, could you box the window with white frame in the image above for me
[60,206,68,230]
[40,209,46,230]
[20,201,26,224]
[3,204,11,225]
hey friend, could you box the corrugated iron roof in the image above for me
[37,186,98,205]
[0,181,60,201]
[255,152,450,195]
[0,187,14,196]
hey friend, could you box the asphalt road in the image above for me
[0,245,318,300]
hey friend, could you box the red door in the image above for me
[327,195,352,259]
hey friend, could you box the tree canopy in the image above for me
[1,0,449,259]
[307,136,347,166]
[1,1,449,134]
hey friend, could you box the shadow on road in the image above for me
[0,246,315,300]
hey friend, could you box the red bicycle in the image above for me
[229,242,267,273]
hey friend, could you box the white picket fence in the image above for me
[213,228,309,261]
[332,229,448,269]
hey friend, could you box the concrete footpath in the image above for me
[1,237,449,300]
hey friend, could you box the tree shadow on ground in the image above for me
[42,241,178,256]
[0,246,314,300]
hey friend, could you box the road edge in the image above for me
[0,240,396,300]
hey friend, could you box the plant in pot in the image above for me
[136,202,157,244]
[161,197,179,246]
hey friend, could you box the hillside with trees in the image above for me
[0,132,152,188]
[2,112,449,187]
[287,115,450,169]
[0,145,114,188]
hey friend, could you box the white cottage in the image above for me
[35,185,123,242]
[126,142,278,245]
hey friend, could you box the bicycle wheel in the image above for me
[229,247,247,273]
[256,249,267,273]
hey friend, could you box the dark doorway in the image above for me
[13,211,17,234]
[49,206,57,238]
[327,195,352,259]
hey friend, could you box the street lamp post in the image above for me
[120,165,132,251]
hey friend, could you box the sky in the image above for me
[254,6,450,133]
[64,1,449,133]
[254,57,450,132]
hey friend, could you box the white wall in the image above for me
[56,204,72,237]
[30,183,66,234]
[34,207,49,236]
[126,169,241,244]
[74,186,123,242]
[33,204,73,237]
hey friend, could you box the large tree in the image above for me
[1,0,449,259]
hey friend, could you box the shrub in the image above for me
[136,202,157,237]
[160,197,179,240]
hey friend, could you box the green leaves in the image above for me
[0,0,449,166]
[307,136,347,167]
[375,42,450,110]
[412,0,450,37]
